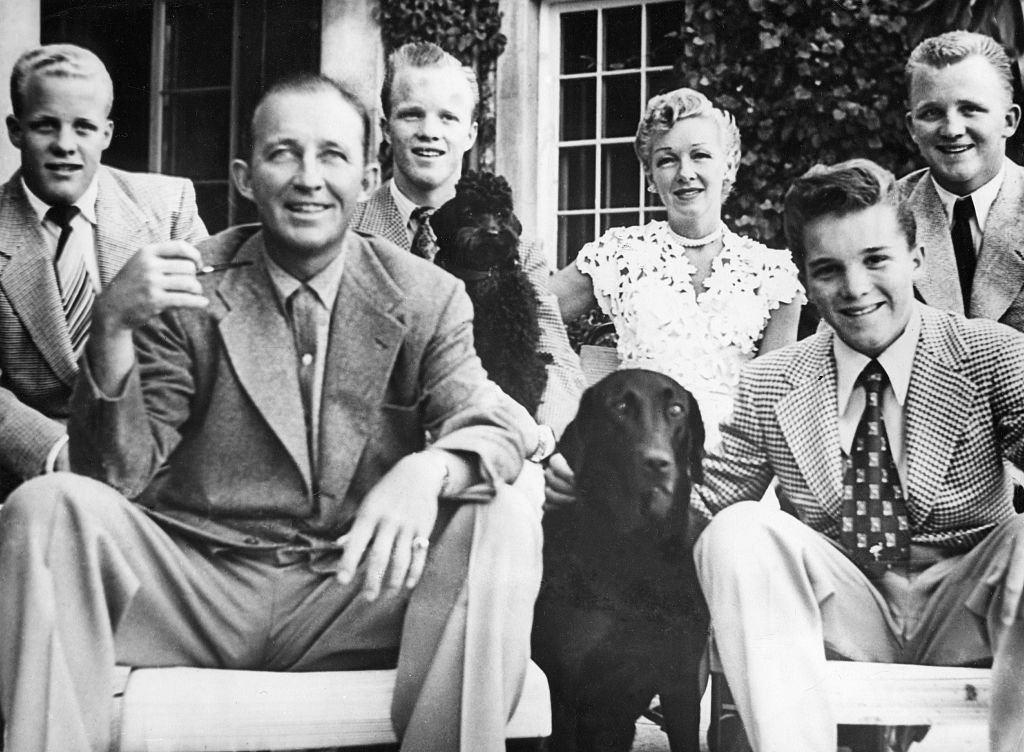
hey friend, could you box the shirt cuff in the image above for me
[45,434,70,474]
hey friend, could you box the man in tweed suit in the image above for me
[690,160,1024,752]
[0,75,541,752]
[0,44,206,498]
[351,41,584,440]
[899,31,1024,332]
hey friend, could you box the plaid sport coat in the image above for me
[697,304,1024,551]
[351,184,585,436]
[899,158,1024,333]
[0,167,206,493]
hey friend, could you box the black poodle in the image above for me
[431,170,552,416]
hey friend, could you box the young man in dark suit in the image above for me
[899,31,1024,331]
[0,44,206,498]
[0,74,541,752]
[351,41,584,440]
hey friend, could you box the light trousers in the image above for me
[695,501,1024,752]
[0,468,543,752]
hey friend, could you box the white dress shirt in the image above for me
[931,165,1005,254]
[22,177,101,291]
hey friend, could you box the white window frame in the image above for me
[537,0,680,266]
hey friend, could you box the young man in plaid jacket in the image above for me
[692,159,1024,752]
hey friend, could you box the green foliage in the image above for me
[378,0,506,65]
[668,0,921,248]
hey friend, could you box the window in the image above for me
[42,0,321,232]
[539,0,683,265]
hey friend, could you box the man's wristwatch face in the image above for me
[529,424,556,463]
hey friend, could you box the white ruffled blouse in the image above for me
[576,220,805,451]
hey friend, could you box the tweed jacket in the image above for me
[351,183,585,436]
[69,226,531,548]
[0,166,206,493]
[898,158,1024,332]
[697,304,1024,551]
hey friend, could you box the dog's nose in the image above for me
[641,449,673,475]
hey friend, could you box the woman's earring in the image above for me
[647,185,658,194]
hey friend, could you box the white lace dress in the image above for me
[576,220,805,451]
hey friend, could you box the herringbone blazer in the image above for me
[898,158,1024,332]
[697,305,1023,550]
[70,227,530,546]
[351,184,585,435]
[0,167,206,493]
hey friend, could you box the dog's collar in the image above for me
[438,259,520,282]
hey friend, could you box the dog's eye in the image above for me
[667,403,685,418]
[612,400,629,414]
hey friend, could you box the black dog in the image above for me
[431,170,552,416]
[532,369,710,752]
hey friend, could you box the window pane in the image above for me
[559,214,596,264]
[604,5,641,71]
[644,207,668,223]
[262,1,322,82]
[560,79,596,141]
[165,1,233,88]
[647,1,686,67]
[604,74,641,138]
[602,144,641,209]
[561,10,597,74]
[163,90,231,181]
[193,182,230,234]
[559,146,596,211]
[601,212,641,233]
[647,69,680,100]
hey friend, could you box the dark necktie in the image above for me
[46,204,93,358]
[287,284,319,473]
[840,360,911,573]
[410,206,438,260]
[951,196,976,311]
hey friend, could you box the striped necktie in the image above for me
[46,204,94,358]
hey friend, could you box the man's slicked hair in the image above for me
[784,158,916,276]
[10,44,114,118]
[905,30,1014,102]
[381,41,479,121]
[248,73,372,164]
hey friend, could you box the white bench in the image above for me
[112,661,551,751]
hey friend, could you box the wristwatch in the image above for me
[528,424,557,464]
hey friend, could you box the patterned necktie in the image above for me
[951,196,976,311]
[46,204,93,358]
[410,206,438,260]
[840,359,911,572]
[287,284,319,473]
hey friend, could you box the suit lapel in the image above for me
[317,236,408,500]
[94,168,150,285]
[213,234,312,488]
[909,176,965,314]
[774,336,844,523]
[970,161,1024,321]
[904,309,973,524]
[0,175,78,385]
[360,186,412,250]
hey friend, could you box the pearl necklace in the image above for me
[668,223,723,248]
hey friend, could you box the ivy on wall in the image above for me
[377,0,507,170]
[668,0,920,249]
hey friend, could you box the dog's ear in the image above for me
[557,386,594,473]
[430,201,458,256]
[685,393,705,485]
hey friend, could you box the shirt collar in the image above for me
[21,173,100,227]
[930,162,1005,233]
[388,179,420,233]
[263,235,348,311]
[833,303,921,415]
